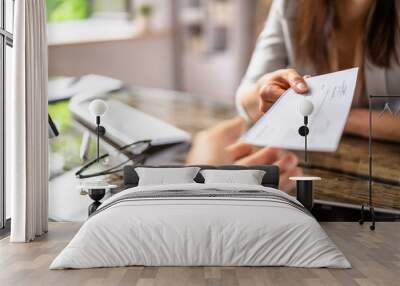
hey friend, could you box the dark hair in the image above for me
[295,0,399,73]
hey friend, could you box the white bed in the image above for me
[50,183,350,269]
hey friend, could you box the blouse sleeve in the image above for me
[236,0,290,122]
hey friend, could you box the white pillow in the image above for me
[135,167,200,186]
[200,169,266,185]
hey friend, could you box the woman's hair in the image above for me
[295,0,399,73]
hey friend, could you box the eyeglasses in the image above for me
[75,140,152,179]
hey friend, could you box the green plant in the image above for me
[48,100,72,132]
[46,0,89,22]
[49,99,97,172]
[138,4,153,18]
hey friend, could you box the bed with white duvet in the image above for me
[50,174,350,269]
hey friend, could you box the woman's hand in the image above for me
[257,69,309,112]
[186,117,302,192]
[239,69,309,122]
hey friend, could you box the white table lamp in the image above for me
[298,99,314,163]
[89,99,108,162]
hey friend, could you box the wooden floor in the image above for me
[0,222,399,286]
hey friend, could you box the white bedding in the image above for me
[50,183,350,269]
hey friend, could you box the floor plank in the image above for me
[0,222,399,286]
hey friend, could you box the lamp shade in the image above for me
[299,99,314,116]
[89,99,108,117]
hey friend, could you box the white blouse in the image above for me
[236,0,400,122]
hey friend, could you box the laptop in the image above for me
[71,99,191,146]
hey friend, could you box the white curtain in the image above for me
[7,0,49,242]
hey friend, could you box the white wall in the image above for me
[48,0,176,89]
[48,34,175,89]
[176,0,257,99]
[135,0,173,31]
[181,53,238,98]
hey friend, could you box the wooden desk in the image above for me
[303,136,400,210]
[82,86,400,211]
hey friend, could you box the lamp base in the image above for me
[88,188,106,216]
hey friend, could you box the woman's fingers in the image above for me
[257,69,309,113]
[259,84,286,112]
[234,147,281,165]
[217,117,247,144]
[279,167,303,193]
[208,116,247,146]
[226,142,253,161]
[273,152,299,173]
[186,117,247,165]
[232,147,302,192]
[273,152,302,193]
[282,69,309,93]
